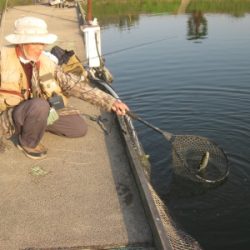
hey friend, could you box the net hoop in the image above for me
[171,135,229,184]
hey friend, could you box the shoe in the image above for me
[17,143,47,160]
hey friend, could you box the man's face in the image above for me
[21,43,45,62]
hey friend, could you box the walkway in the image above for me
[0,3,154,249]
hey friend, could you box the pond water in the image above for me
[1,1,249,249]
[100,12,250,250]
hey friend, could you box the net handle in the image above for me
[126,111,172,140]
[127,111,230,184]
[92,75,229,184]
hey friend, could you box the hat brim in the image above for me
[5,33,58,44]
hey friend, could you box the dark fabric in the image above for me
[46,114,87,138]
[50,45,85,76]
[30,61,43,98]
[13,98,87,148]
[50,45,74,65]
[20,61,32,87]
[20,61,32,98]
[12,98,50,148]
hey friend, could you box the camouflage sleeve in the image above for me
[0,53,16,138]
[54,66,117,111]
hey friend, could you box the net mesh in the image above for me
[170,135,229,183]
[125,119,204,250]
[148,183,202,250]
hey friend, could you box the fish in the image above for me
[198,151,210,172]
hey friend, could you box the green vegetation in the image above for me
[90,0,180,28]
[92,0,180,16]
[1,0,250,15]
[0,0,5,11]
[188,0,250,17]
[91,0,250,16]
[88,0,250,27]
[1,0,250,24]
[0,0,33,14]
[0,0,33,9]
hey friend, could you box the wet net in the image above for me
[124,117,204,250]
[170,134,229,184]
[148,183,202,250]
[126,111,229,184]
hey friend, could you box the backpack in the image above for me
[50,45,113,84]
[50,45,87,77]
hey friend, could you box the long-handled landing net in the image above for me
[127,111,229,184]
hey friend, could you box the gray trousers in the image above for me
[12,98,87,148]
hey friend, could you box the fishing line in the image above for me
[49,35,178,70]
[1,2,229,184]
[103,36,177,57]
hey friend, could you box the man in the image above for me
[0,16,129,159]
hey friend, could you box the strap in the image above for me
[0,89,23,97]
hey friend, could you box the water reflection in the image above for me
[101,9,250,250]
[118,14,139,30]
[187,11,207,41]
[90,0,250,30]
[1,1,250,250]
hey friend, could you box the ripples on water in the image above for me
[102,13,250,250]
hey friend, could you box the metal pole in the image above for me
[87,0,93,23]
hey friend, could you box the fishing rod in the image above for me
[49,42,230,185]
[26,0,228,185]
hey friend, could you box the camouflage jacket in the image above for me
[0,50,117,138]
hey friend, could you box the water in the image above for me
[101,13,250,250]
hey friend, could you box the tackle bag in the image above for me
[50,45,87,77]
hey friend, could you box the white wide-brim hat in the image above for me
[5,16,57,44]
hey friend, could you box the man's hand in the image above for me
[111,99,129,116]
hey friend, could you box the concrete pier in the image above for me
[0,4,154,249]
